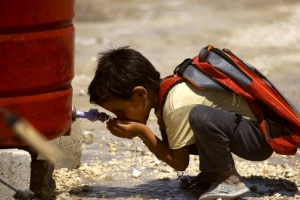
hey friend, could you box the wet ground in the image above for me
[54,0,300,199]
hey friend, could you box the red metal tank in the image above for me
[0,0,75,147]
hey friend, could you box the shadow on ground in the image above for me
[54,176,298,200]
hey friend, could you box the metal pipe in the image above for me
[0,178,34,200]
[72,106,111,122]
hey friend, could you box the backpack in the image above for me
[158,45,300,155]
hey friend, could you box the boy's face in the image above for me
[101,88,152,124]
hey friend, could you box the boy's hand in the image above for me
[106,119,146,139]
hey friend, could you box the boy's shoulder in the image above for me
[164,81,213,112]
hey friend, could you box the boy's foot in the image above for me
[199,167,249,200]
[198,182,249,200]
[180,171,217,189]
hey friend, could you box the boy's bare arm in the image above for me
[106,119,190,171]
[139,126,190,171]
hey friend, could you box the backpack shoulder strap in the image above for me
[157,75,184,145]
[158,75,184,125]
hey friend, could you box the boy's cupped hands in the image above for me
[106,119,147,139]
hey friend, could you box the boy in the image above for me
[88,46,273,200]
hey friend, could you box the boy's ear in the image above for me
[132,86,147,100]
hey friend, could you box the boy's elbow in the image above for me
[173,161,189,171]
[174,165,188,172]
[170,146,190,171]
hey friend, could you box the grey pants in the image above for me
[188,105,273,173]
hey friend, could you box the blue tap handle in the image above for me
[72,107,111,122]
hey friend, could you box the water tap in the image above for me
[72,106,112,122]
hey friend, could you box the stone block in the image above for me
[38,120,83,169]
[0,149,31,200]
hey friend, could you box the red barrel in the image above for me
[0,0,75,147]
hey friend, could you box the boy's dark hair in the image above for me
[88,46,161,105]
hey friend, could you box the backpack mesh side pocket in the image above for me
[256,100,294,139]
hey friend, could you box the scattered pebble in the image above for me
[82,131,94,144]
[132,168,142,178]
[79,89,86,96]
